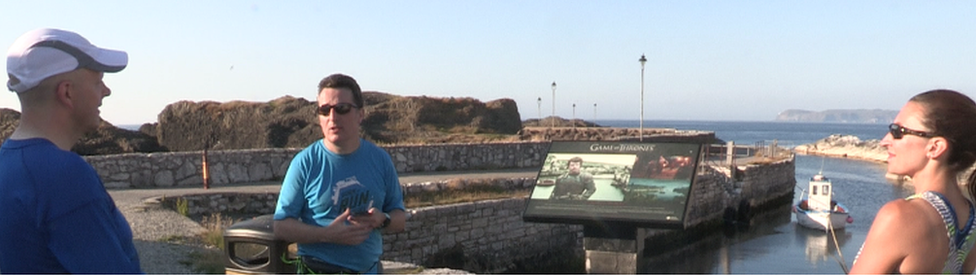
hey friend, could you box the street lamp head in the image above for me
[639,54,647,66]
[551,81,557,89]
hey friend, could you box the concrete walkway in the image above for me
[108,168,538,274]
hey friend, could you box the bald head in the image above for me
[16,69,87,109]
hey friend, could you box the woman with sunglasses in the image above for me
[850,89,976,274]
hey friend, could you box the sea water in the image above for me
[592,120,907,274]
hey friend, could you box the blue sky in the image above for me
[2,1,974,125]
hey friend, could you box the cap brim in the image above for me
[88,48,127,72]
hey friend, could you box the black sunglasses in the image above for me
[317,103,358,117]
[888,123,931,139]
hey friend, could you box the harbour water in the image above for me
[595,120,909,274]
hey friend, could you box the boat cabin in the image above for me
[808,174,833,211]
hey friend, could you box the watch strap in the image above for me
[381,212,391,228]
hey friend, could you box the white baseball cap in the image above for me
[6,28,127,93]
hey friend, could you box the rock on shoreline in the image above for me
[793,134,887,163]
[793,135,917,183]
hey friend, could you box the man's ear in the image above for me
[54,79,74,108]
[927,137,950,159]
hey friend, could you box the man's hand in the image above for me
[348,207,386,229]
[322,209,373,245]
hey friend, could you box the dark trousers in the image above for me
[300,255,359,274]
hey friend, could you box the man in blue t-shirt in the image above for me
[274,73,406,274]
[0,28,142,273]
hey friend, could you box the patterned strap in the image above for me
[909,191,976,274]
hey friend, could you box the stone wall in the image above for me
[84,142,549,189]
[735,158,797,208]
[683,157,796,227]
[384,198,582,273]
[683,166,737,227]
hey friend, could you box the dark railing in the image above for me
[703,140,794,167]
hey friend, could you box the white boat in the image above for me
[793,173,853,231]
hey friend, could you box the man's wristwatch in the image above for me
[380,212,391,229]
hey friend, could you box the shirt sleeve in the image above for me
[275,150,310,220]
[381,152,405,213]
[47,199,143,274]
[582,174,596,199]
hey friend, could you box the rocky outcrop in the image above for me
[363,94,522,144]
[0,108,19,141]
[73,121,167,155]
[0,108,165,155]
[793,134,887,163]
[3,93,524,154]
[150,93,523,151]
[151,96,320,152]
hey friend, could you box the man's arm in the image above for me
[48,200,142,274]
[384,209,406,233]
[581,174,596,199]
[351,208,407,233]
[273,209,373,246]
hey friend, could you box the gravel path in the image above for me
[110,185,279,273]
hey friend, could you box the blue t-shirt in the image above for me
[274,139,405,272]
[0,138,142,273]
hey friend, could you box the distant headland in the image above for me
[775,109,897,124]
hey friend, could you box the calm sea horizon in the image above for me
[593,119,887,147]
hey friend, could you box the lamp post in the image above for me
[593,103,597,121]
[639,54,647,142]
[572,103,576,131]
[551,82,557,129]
[537,97,542,121]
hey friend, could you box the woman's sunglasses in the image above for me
[888,123,930,139]
[317,103,358,117]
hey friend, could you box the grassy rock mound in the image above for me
[0,108,19,141]
[0,108,164,155]
[151,96,320,151]
[74,121,167,155]
[362,93,522,144]
[149,93,523,151]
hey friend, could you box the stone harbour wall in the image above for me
[683,165,737,227]
[683,157,796,227]
[84,142,550,189]
[736,158,797,207]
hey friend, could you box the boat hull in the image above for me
[793,200,851,231]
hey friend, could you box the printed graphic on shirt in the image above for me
[332,176,374,214]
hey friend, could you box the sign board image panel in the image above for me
[523,141,702,228]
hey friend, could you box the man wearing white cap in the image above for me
[0,28,142,273]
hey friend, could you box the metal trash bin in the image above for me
[224,214,297,274]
